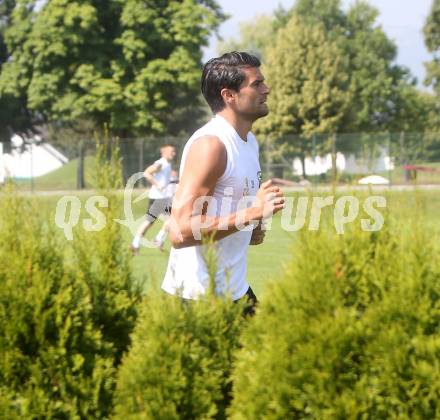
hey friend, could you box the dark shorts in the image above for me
[146,198,172,223]
[235,287,258,317]
[171,287,258,317]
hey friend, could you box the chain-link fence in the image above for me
[2,132,440,191]
[0,136,186,191]
[260,132,440,185]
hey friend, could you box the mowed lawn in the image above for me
[129,212,295,297]
[29,188,440,298]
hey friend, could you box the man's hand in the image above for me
[252,179,285,220]
[250,222,265,245]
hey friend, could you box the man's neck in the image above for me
[217,110,252,142]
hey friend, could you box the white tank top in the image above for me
[161,115,261,300]
[148,157,172,199]
[165,174,178,198]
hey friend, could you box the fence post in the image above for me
[387,133,392,185]
[265,140,272,178]
[400,132,409,182]
[312,134,317,185]
[77,140,85,190]
[139,138,145,187]
[312,133,316,162]
[30,141,34,193]
[331,133,337,183]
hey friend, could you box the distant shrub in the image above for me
[230,217,440,419]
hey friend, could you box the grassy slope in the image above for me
[13,156,97,191]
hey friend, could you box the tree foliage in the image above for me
[114,292,245,419]
[0,0,225,137]
[424,0,440,93]
[256,15,351,176]
[275,0,411,133]
[0,0,38,143]
[217,14,276,59]
[230,199,440,419]
[215,0,427,180]
[0,140,142,417]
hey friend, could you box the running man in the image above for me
[152,169,179,251]
[161,52,285,314]
[131,144,176,254]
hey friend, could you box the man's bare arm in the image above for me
[143,163,162,189]
[169,136,284,249]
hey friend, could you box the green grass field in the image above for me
[129,214,295,297]
[30,188,440,298]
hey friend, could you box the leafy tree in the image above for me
[254,1,413,134]
[292,0,345,31]
[0,0,38,145]
[257,16,351,177]
[221,0,414,178]
[217,14,276,59]
[415,91,440,162]
[387,84,434,133]
[0,0,225,137]
[290,0,408,133]
[421,0,440,162]
[424,0,440,93]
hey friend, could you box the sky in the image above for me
[203,0,434,87]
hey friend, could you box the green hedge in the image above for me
[3,177,440,419]
[113,291,245,420]
[229,218,440,419]
[0,140,142,418]
[0,193,112,418]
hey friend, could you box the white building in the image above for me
[292,147,394,176]
[0,134,68,181]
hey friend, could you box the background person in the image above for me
[130,144,176,254]
[152,169,179,251]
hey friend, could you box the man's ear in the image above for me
[220,87,235,106]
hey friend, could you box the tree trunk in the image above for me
[138,138,146,187]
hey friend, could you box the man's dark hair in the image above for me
[201,51,261,113]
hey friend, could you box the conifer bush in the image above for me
[71,136,143,364]
[113,290,246,419]
[0,136,142,417]
[230,214,440,419]
[0,192,115,418]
